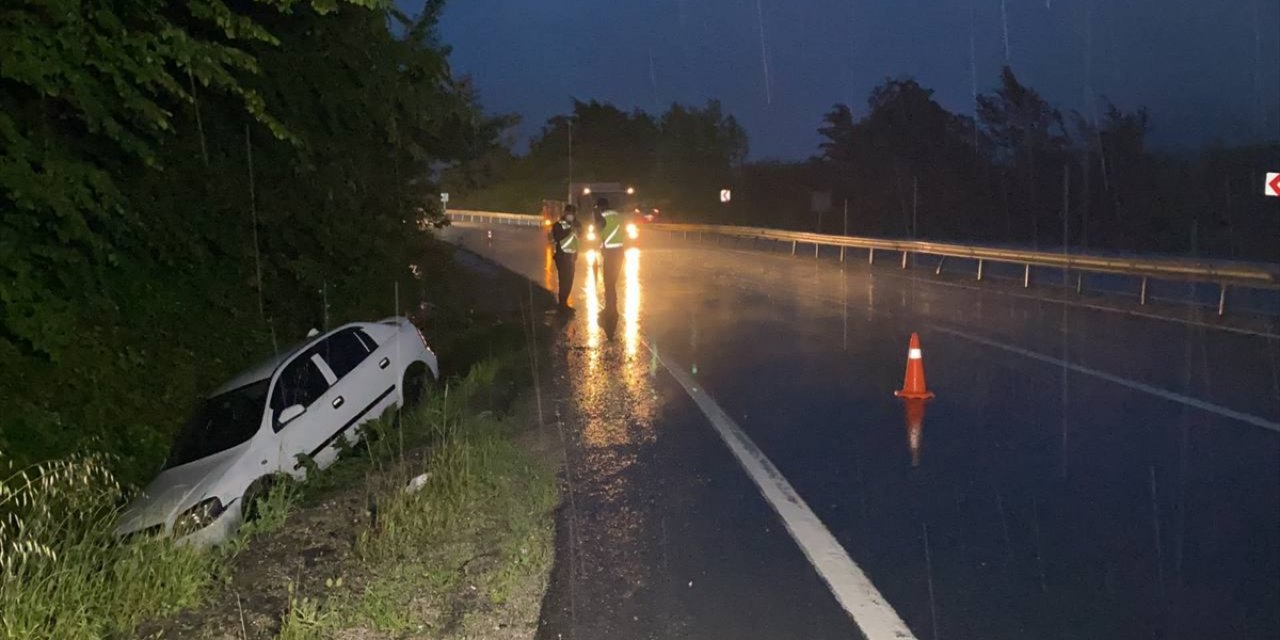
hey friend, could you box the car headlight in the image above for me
[626,223,639,240]
[173,497,226,537]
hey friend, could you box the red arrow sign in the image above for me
[1267,172,1280,198]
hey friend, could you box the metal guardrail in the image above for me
[447,209,1280,315]
[448,210,543,227]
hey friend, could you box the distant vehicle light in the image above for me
[582,187,592,195]
[626,186,636,195]
[586,224,596,241]
[626,223,639,240]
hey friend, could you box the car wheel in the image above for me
[401,362,430,412]
[241,474,295,523]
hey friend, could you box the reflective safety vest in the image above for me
[556,220,579,253]
[600,210,624,249]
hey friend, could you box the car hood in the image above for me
[117,442,248,535]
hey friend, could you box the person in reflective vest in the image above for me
[550,205,581,311]
[596,196,625,311]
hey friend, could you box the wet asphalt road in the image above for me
[442,225,1280,640]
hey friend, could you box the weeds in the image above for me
[266,359,557,637]
[0,454,213,639]
[0,355,553,640]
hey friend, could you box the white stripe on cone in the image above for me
[908,348,922,360]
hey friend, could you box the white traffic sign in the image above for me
[1266,173,1280,198]
[720,189,732,203]
[440,192,450,203]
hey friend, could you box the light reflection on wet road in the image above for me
[444,225,1280,640]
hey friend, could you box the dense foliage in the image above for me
[1,0,502,483]
[456,67,1279,262]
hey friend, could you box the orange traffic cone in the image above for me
[894,332,935,400]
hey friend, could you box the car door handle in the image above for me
[332,396,344,409]
[378,357,390,369]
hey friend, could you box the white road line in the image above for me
[647,341,918,640]
[931,324,1280,434]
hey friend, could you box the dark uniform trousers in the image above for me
[601,248,623,310]
[554,250,576,307]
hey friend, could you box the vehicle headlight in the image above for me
[626,223,639,240]
[173,497,226,537]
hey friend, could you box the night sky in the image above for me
[427,1,1280,160]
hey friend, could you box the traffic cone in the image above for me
[894,332,935,400]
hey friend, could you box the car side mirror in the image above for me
[278,404,306,426]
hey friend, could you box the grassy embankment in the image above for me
[1,251,560,639]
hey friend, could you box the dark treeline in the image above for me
[455,67,1280,263]
[1,0,504,480]
[446,98,748,218]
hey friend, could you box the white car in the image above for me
[116,317,438,546]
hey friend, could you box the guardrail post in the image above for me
[976,259,984,281]
[901,251,910,269]
[840,246,846,263]
[791,240,797,256]
[1076,273,1084,294]
[814,243,820,258]
[1139,277,1149,305]
[1023,264,1031,288]
[1218,285,1227,316]
[935,256,946,275]
[868,248,875,265]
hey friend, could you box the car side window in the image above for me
[356,329,378,352]
[319,329,372,379]
[270,353,329,430]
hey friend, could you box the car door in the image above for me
[353,327,397,406]
[312,328,395,457]
[269,348,335,476]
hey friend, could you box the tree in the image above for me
[817,104,857,166]
[1,0,505,479]
[978,66,1071,245]
[655,100,748,216]
[814,77,993,238]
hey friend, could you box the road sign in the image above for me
[810,190,831,214]
[720,189,732,203]
[1266,173,1280,198]
[441,192,450,203]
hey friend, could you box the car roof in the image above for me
[205,320,397,398]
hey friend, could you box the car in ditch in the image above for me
[115,317,438,545]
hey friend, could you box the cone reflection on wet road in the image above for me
[902,398,927,467]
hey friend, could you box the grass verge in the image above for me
[1,355,557,640]
[271,359,557,639]
[0,454,215,639]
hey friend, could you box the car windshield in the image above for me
[166,380,269,469]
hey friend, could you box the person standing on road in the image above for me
[551,204,581,311]
[596,196,625,312]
